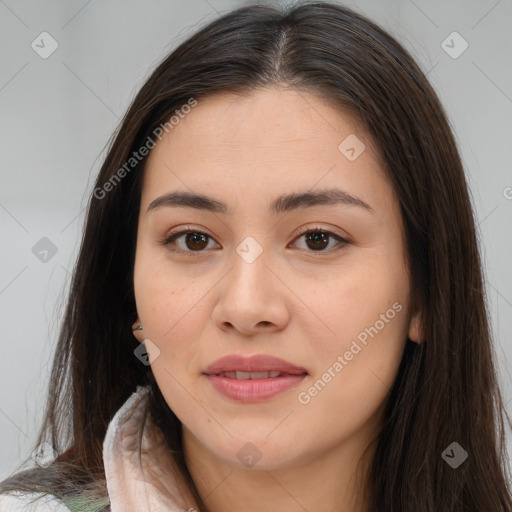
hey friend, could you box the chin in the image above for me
[204,432,309,471]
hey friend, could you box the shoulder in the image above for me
[0,492,71,511]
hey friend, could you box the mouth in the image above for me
[213,370,297,379]
[204,354,308,403]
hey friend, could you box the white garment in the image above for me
[0,386,191,511]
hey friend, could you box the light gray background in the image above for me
[1,0,511,481]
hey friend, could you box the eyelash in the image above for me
[161,225,350,257]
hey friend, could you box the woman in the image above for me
[1,1,511,511]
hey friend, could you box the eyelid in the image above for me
[163,224,213,241]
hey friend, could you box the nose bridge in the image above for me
[229,234,271,297]
[211,233,289,333]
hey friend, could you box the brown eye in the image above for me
[163,230,219,255]
[162,227,349,257]
[184,232,208,250]
[292,229,349,253]
[304,231,329,251]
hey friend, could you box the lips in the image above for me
[204,354,308,376]
[204,354,308,402]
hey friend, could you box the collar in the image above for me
[102,385,190,512]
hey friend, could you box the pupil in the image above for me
[187,232,207,250]
[306,231,328,250]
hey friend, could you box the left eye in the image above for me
[291,229,349,252]
[162,228,349,255]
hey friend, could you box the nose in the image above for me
[211,245,291,337]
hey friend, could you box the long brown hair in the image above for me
[1,2,511,510]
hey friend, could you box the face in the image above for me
[133,87,422,471]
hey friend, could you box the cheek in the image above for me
[294,266,408,443]
[301,249,410,407]
[311,254,408,343]
[133,261,209,417]
[134,244,207,333]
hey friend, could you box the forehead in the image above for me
[155,87,375,153]
[141,87,395,217]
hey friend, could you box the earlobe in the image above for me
[132,320,144,343]
[408,310,424,344]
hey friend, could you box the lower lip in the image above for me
[206,374,307,403]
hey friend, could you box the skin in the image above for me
[132,86,423,512]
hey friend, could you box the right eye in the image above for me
[162,229,220,256]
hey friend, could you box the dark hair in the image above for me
[1,1,511,510]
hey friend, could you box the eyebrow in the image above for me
[146,188,375,215]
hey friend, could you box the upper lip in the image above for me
[204,354,308,375]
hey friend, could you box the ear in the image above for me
[408,308,424,344]
[132,319,145,343]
